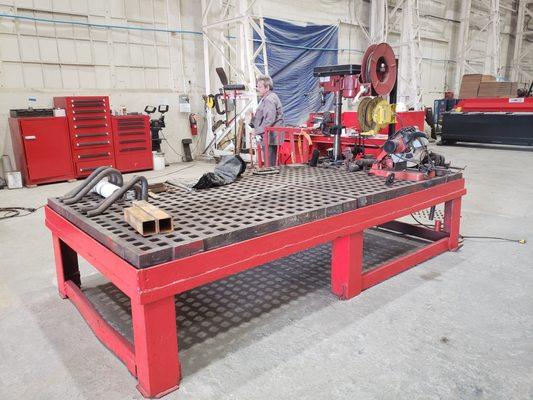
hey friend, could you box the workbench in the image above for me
[45,165,466,397]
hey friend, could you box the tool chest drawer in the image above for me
[54,96,115,178]
[72,147,114,162]
[111,115,153,172]
[75,159,115,176]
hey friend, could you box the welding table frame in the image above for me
[45,177,465,398]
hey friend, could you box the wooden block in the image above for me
[124,206,157,236]
[133,200,174,233]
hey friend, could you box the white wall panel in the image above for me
[130,67,145,88]
[39,37,60,62]
[140,0,155,21]
[93,41,110,64]
[78,65,97,88]
[125,0,141,20]
[0,35,21,62]
[129,44,144,66]
[75,40,92,63]
[22,64,44,88]
[143,45,158,67]
[42,64,63,88]
[89,0,107,16]
[20,36,41,62]
[2,63,25,88]
[53,0,71,13]
[71,0,89,14]
[57,38,77,63]
[34,0,53,10]
[113,42,129,65]
[114,66,130,88]
[61,65,79,87]
[110,0,125,18]
[95,65,112,88]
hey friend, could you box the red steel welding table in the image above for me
[45,166,465,397]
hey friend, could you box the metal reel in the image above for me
[361,43,397,96]
[357,96,395,135]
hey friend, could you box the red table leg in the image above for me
[131,297,180,398]
[331,232,363,299]
[444,197,462,250]
[52,234,81,298]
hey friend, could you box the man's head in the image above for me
[256,75,273,98]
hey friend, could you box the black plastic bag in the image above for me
[192,155,246,189]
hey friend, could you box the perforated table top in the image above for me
[48,165,461,268]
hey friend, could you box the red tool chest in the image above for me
[111,115,153,172]
[54,96,115,177]
[9,116,75,186]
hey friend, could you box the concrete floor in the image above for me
[0,143,532,400]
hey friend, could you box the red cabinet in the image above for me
[111,115,153,172]
[9,117,75,186]
[54,96,116,177]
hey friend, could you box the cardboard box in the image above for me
[459,74,496,98]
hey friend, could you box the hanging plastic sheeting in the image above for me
[254,18,338,126]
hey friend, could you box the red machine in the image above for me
[9,116,75,186]
[455,97,533,112]
[258,43,427,168]
[309,43,397,162]
[370,126,446,181]
[441,96,533,146]
[111,115,153,172]
[54,96,116,178]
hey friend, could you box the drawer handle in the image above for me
[78,152,111,159]
[75,132,108,138]
[76,140,110,147]
[24,135,37,140]
[74,124,107,128]
[80,165,112,172]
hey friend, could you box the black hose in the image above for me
[62,167,123,205]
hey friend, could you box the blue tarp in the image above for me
[254,18,338,125]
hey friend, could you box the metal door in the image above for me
[20,118,74,181]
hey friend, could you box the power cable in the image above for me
[410,214,526,244]
[0,205,45,220]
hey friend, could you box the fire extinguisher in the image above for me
[189,113,199,136]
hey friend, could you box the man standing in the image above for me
[253,74,285,166]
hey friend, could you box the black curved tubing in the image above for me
[60,166,108,201]
[61,167,123,202]
[63,168,123,205]
[85,176,148,217]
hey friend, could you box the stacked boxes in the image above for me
[459,74,519,99]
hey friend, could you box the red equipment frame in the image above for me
[255,110,426,167]
[456,97,533,112]
[46,177,465,398]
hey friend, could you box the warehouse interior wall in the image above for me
[0,0,205,173]
[1,0,532,175]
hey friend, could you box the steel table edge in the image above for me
[137,178,466,304]
[45,206,141,301]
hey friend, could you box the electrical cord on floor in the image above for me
[160,131,184,160]
[0,205,45,220]
[459,235,526,244]
[410,213,433,227]
[410,214,526,245]
[148,163,197,180]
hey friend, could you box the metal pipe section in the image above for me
[63,168,124,205]
[60,166,108,201]
[333,90,343,161]
[86,176,149,217]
